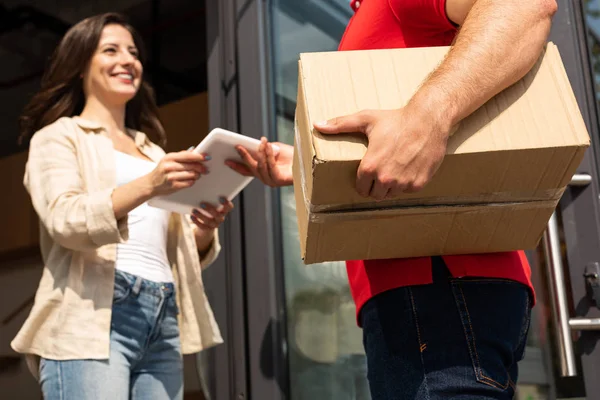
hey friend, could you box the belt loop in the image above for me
[132,276,143,295]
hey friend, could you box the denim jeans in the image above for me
[39,270,183,400]
[361,257,532,400]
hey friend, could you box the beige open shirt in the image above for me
[11,116,223,378]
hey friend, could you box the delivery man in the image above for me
[227,0,558,398]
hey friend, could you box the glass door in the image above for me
[269,1,371,399]
[200,1,249,399]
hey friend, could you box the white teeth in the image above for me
[116,73,133,80]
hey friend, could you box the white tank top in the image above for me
[114,150,174,283]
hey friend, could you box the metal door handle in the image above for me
[543,212,577,376]
[569,318,600,330]
[570,173,592,187]
[542,173,593,377]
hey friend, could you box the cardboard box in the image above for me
[293,43,590,264]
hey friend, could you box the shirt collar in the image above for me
[72,116,149,148]
[72,116,103,131]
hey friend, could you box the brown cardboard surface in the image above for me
[293,143,557,263]
[293,43,590,264]
[294,43,589,211]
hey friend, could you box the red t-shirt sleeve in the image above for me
[388,0,457,34]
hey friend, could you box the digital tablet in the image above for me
[148,128,271,214]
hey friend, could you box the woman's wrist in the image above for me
[135,173,158,200]
[195,228,215,256]
[112,175,156,220]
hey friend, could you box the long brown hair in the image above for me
[18,13,166,147]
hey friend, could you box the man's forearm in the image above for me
[408,0,557,133]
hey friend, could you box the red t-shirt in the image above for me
[338,0,536,323]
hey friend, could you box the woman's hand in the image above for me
[191,197,234,254]
[147,151,209,196]
[114,150,209,220]
[226,137,294,187]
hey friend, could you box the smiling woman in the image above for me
[84,25,143,107]
[18,13,165,148]
[11,13,229,400]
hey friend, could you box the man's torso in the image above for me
[337,0,534,321]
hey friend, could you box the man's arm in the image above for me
[413,0,558,133]
[316,0,558,199]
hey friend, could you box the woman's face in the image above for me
[82,24,142,105]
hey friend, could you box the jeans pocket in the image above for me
[112,271,132,304]
[169,295,180,316]
[515,294,532,362]
[451,278,531,392]
[38,357,46,380]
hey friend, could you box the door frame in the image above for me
[232,0,290,398]
[201,1,251,399]
[203,1,288,399]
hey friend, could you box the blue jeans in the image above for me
[361,257,532,400]
[40,270,183,400]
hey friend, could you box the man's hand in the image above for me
[314,105,451,201]
[226,137,294,187]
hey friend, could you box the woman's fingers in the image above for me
[191,209,220,230]
[166,171,201,189]
[163,161,206,174]
[217,197,234,214]
[168,151,210,163]
[190,197,233,230]
[190,214,214,230]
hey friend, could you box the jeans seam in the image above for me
[453,283,479,379]
[146,292,167,348]
[455,283,510,390]
[408,288,431,400]
[57,360,64,400]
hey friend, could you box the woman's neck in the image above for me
[79,97,127,135]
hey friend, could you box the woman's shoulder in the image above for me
[30,117,81,145]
